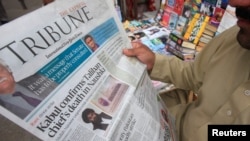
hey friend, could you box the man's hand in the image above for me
[123,41,155,72]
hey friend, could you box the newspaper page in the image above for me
[0,0,176,140]
[216,5,236,34]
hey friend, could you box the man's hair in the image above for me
[82,108,95,123]
[84,34,93,42]
[0,58,11,72]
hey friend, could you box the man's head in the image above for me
[0,59,15,94]
[84,35,98,51]
[82,108,102,124]
[229,0,250,49]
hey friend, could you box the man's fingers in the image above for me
[122,41,141,56]
[123,41,150,57]
[131,41,142,48]
[123,48,136,57]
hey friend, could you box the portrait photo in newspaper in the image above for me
[0,58,58,119]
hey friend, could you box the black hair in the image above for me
[84,34,93,42]
[82,108,94,123]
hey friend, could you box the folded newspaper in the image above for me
[0,0,176,140]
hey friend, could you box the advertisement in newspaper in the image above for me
[0,0,176,140]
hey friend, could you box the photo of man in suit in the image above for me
[83,34,99,52]
[0,58,57,119]
[82,108,112,131]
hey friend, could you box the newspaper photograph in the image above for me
[0,0,176,140]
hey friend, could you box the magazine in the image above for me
[0,0,176,140]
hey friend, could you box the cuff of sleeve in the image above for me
[150,54,170,80]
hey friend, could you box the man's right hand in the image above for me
[123,41,156,72]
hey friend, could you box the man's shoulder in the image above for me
[221,25,239,36]
[209,25,239,48]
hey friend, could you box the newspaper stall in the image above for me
[0,0,176,140]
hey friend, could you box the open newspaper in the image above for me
[0,0,176,140]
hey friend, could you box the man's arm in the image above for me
[123,41,201,91]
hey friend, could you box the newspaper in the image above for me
[0,0,176,140]
[217,5,236,34]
